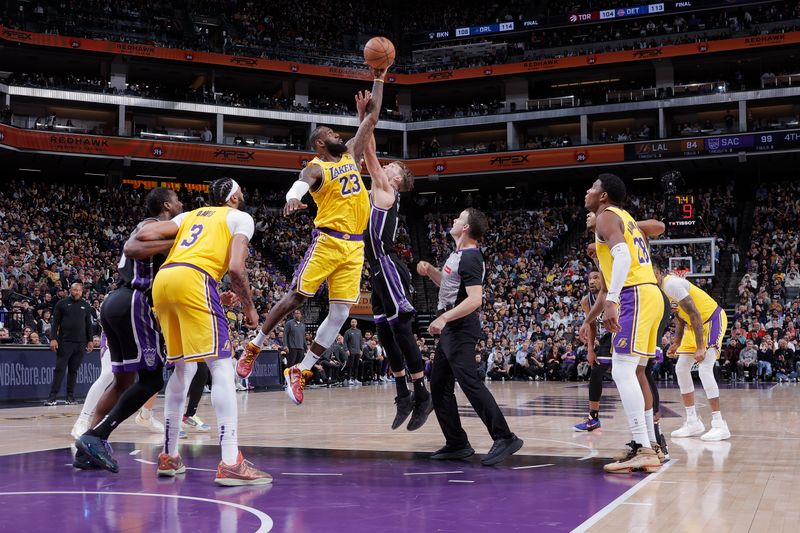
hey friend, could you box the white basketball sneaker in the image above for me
[671,418,706,438]
[71,418,89,440]
[700,419,731,441]
[135,409,165,434]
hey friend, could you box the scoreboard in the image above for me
[665,194,697,236]
[625,130,800,161]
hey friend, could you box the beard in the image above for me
[325,140,348,156]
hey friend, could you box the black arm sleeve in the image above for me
[458,250,485,287]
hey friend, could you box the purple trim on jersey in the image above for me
[706,306,724,349]
[291,229,321,295]
[318,227,364,241]
[207,275,232,359]
[379,256,416,316]
[131,256,154,291]
[161,263,218,288]
[100,332,107,353]
[613,287,636,356]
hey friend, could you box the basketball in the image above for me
[363,37,395,70]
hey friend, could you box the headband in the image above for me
[225,180,240,202]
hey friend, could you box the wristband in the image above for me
[286,180,310,202]
[373,78,384,83]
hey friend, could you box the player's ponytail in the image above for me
[209,178,234,206]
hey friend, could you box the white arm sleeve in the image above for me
[606,243,631,304]
[286,180,310,202]
[170,212,188,227]
[663,276,691,303]
[226,210,255,240]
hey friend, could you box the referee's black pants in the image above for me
[430,314,513,447]
[50,340,86,397]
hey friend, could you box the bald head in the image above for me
[70,282,83,301]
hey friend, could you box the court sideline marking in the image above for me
[570,459,676,532]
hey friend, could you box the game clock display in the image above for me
[665,194,697,236]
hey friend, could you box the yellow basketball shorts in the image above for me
[676,306,727,358]
[291,229,364,304]
[152,263,232,363]
[613,283,665,358]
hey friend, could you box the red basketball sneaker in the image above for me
[284,365,314,405]
[215,452,272,486]
[236,341,261,378]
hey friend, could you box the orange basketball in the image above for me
[363,37,395,70]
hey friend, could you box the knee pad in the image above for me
[315,303,350,348]
[698,349,720,399]
[588,364,606,403]
[675,356,695,395]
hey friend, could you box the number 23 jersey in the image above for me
[308,152,370,236]
[163,206,255,281]
[595,206,657,289]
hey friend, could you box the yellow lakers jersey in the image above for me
[664,274,720,323]
[164,206,232,281]
[308,152,370,235]
[595,206,657,288]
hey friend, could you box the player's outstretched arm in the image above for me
[124,220,177,259]
[284,164,323,217]
[347,66,389,160]
[637,219,666,238]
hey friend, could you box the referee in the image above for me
[46,282,94,405]
[417,208,523,466]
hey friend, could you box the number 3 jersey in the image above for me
[308,152,370,236]
[163,206,255,281]
[595,206,657,289]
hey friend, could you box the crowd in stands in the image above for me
[2,174,798,385]
[4,1,800,72]
[726,180,800,382]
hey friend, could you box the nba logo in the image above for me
[576,152,587,162]
[152,146,164,157]
[434,162,447,173]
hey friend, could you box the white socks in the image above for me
[164,362,197,457]
[252,330,267,348]
[711,410,723,423]
[79,351,114,423]
[685,405,697,420]
[612,353,650,449]
[644,409,656,443]
[298,349,320,371]
[208,358,239,465]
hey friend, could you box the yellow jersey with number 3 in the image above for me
[308,152,370,235]
[163,206,232,281]
[595,206,657,288]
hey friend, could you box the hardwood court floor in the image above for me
[2,380,799,532]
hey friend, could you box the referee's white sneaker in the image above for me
[700,419,731,441]
[671,418,705,438]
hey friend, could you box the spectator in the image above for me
[46,282,94,405]
[344,319,363,386]
[284,309,306,369]
[737,340,758,381]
